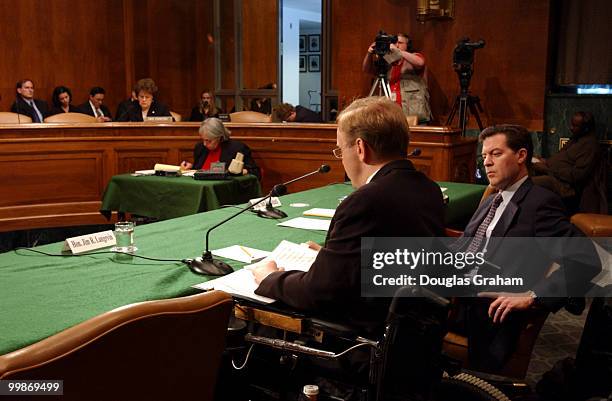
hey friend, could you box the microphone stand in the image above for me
[185,164,331,275]
[257,165,331,219]
[183,193,273,276]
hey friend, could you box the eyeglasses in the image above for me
[332,141,357,159]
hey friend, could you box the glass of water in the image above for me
[111,221,137,253]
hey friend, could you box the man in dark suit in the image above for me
[458,125,600,372]
[252,96,445,327]
[10,79,49,123]
[115,89,137,121]
[78,87,112,122]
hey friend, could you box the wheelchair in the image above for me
[223,286,525,401]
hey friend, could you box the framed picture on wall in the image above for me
[308,55,320,72]
[299,56,307,72]
[299,35,306,53]
[308,34,320,52]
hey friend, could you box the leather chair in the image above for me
[0,112,32,123]
[0,290,233,401]
[170,111,182,122]
[44,112,97,123]
[229,111,271,123]
[571,213,612,238]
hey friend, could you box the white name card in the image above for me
[62,230,116,254]
[249,196,281,211]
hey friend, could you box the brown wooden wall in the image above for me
[331,0,551,131]
[0,0,215,120]
[1,0,550,130]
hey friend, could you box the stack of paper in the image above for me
[277,217,331,231]
[303,208,336,218]
[194,240,318,303]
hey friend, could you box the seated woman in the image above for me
[189,90,220,121]
[48,86,80,115]
[180,118,260,180]
[117,78,172,121]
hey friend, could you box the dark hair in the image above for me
[52,86,73,108]
[574,111,595,134]
[16,79,33,90]
[135,78,158,95]
[479,125,533,168]
[272,103,295,122]
[89,87,106,96]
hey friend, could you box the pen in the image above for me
[239,246,253,259]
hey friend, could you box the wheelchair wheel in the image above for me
[435,372,512,401]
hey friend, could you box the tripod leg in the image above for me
[468,101,484,131]
[459,96,468,135]
[446,96,460,126]
[368,78,381,97]
[382,78,392,99]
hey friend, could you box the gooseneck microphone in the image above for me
[184,164,332,275]
[408,148,421,157]
[257,164,331,219]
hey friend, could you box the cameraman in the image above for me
[362,33,431,123]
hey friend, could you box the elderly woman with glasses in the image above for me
[180,117,260,179]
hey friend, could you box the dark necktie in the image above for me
[467,192,503,253]
[29,100,41,123]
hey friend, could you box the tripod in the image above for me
[368,74,392,98]
[446,66,484,135]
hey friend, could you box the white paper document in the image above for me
[193,240,318,304]
[302,208,336,218]
[133,169,155,176]
[277,217,331,231]
[211,245,271,264]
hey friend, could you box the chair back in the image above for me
[0,112,32,123]
[229,111,271,123]
[44,113,97,123]
[377,286,450,400]
[0,290,233,401]
[170,111,182,122]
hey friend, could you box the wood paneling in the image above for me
[241,0,277,90]
[0,0,126,116]
[0,122,475,231]
[331,0,551,130]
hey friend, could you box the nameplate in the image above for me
[145,116,173,122]
[249,196,281,211]
[62,231,116,254]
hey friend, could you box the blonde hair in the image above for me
[337,97,409,158]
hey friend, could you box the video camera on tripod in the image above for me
[368,30,404,98]
[446,37,486,136]
[452,37,485,93]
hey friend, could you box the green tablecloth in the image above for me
[100,174,262,220]
[438,181,486,227]
[0,181,483,354]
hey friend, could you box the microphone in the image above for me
[183,164,331,275]
[257,164,331,219]
[408,148,421,157]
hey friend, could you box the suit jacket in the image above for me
[48,104,81,116]
[255,159,445,328]
[117,100,172,122]
[10,97,49,122]
[458,178,600,371]
[115,98,137,121]
[77,101,113,120]
[295,105,322,123]
[192,139,260,180]
[188,106,219,122]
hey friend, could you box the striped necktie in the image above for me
[467,192,503,253]
[28,100,42,123]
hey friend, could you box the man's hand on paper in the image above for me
[305,241,322,251]
[251,260,284,284]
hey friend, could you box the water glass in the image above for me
[111,221,137,253]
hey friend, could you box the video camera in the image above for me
[373,30,398,57]
[452,37,485,70]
